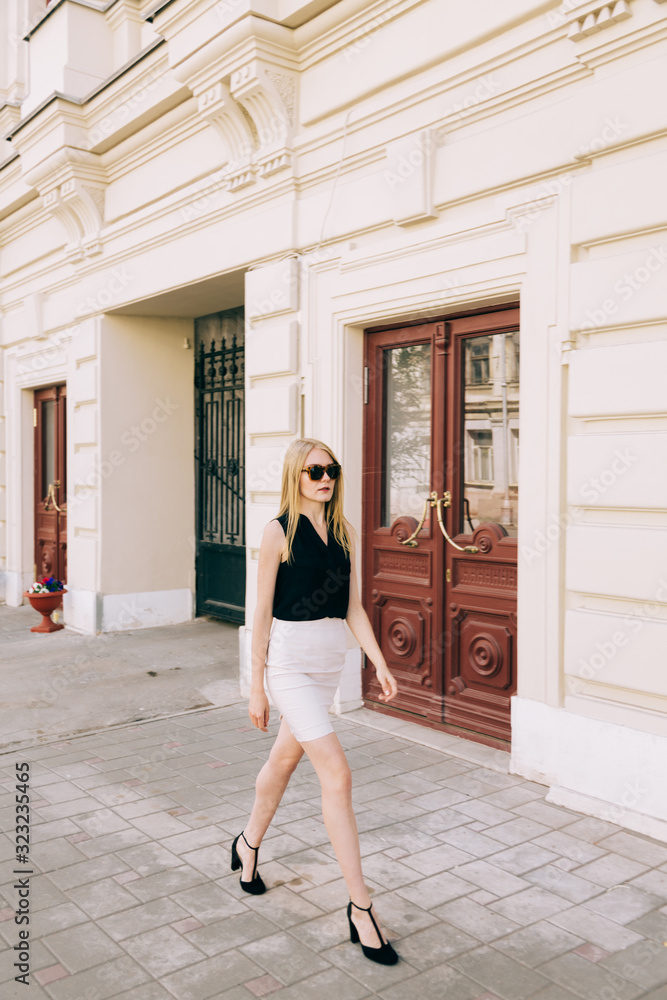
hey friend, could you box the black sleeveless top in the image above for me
[272,513,351,621]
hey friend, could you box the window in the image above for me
[467,429,493,483]
[468,337,491,384]
[383,343,432,526]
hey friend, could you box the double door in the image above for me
[362,308,519,743]
[34,385,67,584]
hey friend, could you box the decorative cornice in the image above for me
[49,180,105,258]
[566,1,632,42]
[230,60,296,179]
[197,81,257,190]
[562,0,667,69]
[24,149,107,261]
[193,56,297,192]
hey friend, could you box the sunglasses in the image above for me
[302,464,341,481]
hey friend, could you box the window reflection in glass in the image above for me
[383,343,432,527]
[462,330,519,538]
[469,337,491,384]
[61,400,67,498]
[42,400,55,500]
[469,430,493,482]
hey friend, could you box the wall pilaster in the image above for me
[65,316,101,632]
[241,256,302,694]
[0,345,6,602]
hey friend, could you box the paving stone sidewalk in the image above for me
[0,605,241,750]
[1,703,667,1000]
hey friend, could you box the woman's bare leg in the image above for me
[235,718,304,881]
[301,731,391,950]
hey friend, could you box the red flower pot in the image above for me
[23,589,67,633]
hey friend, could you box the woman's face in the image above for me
[299,447,336,504]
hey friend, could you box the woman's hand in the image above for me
[249,688,270,732]
[375,663,398,703]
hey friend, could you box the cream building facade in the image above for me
[1,0,667,840]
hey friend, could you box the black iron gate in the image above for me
[195,307,245,622]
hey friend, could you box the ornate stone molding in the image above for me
[44,179,106,258]
[197,81,258,191]
[230,60,296,179]
[193,58,297,193]
[567,1,632,42]
[24,149,107,261]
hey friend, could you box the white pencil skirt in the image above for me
[265,617,347,742]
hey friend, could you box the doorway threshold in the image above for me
[340,705,511,776]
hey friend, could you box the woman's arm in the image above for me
[249,518,285,731]
[345,525,398,703]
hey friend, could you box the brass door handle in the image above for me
[434,492,478,553]
[399,490,479,552]
[44,482,65,512]
[399,491,438,546]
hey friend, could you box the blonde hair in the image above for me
[277,438,351,563]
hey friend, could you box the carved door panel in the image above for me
[362,309,519,743]
[34,385,67,583]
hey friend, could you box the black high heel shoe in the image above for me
[347,900,398,965]
[231,831,266,895]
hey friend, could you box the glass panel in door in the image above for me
[363,324,445,724]
[42,399,55,499]
[461,330,519,538]
[382,343,432,527]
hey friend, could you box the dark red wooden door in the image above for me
[34,385,67,583]
[362,323,447,724]
[362,308,519,743]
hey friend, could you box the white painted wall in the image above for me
[98,314,195,631]
[0,346,6,602]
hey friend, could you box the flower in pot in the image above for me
[23,577,67,633]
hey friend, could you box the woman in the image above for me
[230,438,400,965]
